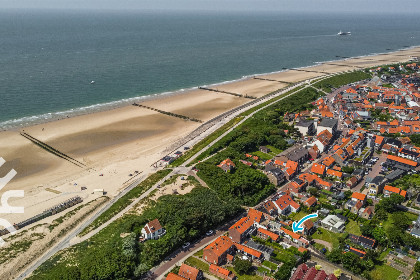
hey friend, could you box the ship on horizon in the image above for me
[337,30,351,36]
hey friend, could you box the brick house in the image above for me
[209,264,236,280]
[203,236,236,265]
[256,228,280,242]
[178,264,204,280]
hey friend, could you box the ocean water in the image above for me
[1,10,420,129]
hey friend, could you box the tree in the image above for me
[372,227,388,246]
[327,248,342,264]
[234,258,252,275]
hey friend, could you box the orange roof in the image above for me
[218,158,235,168]
[166,273,187,280]
[235,244,262,258]
[179,264,201,280]
[322,157,335,167]
[384,185,401,194]
[210,264,232,277]
[311,163,326,175]
[326,169,343,178]
[298,247,308,253]
[332,166,341,171]
[349,247,366,258]
[274,194,300,210]
[321,111,334,118]
[257,228,279,240]
[229,209,265,234]
[304,196,317,207]
[299,173,318,183]
[351,192,366,201]
[375,135,384,145]
[400,190,407,197]
[387,154,418,167]
[204,236,234,257]
[281,227,301,240]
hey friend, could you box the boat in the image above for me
[90,81,95,84]
[337,30,351,36]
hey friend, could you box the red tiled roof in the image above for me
[281,227,301,240]
[179,264,201,280]
[218,158,236,168]
[229,209,265,234]
[144,219,163,234]
[304,196,317,207]
[375,135,384,145]
[311,163,326,175]
[387,154,418,167]
[166,273,187,280]
[210,264,232,277]
[257,228,279,240]
[235,243,262,258]
[204,236,234,257]
[352,192,366,201]
[326,169,343,178]
[275,194,300,211]
[322,157,335,167]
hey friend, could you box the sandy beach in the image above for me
[1,46,419,225]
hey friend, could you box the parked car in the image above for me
[182,242,191,249]
[206,230,214,236]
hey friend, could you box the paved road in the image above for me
[15,172,149,280]
[352,152,387,194]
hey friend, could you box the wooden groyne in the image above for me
[291,68,331,75]
[198,87,256,99]
[20,132,85,167]
[323,63,365,69]
[253,77,292,84]
[132,103,203,123]
[0,196,83,237]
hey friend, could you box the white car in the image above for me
[182,242,191,249]
[206,230,214,236]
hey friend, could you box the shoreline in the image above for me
[1,44,418,131]
[0,45,419,226]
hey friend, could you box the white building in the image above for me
[141,219,165,240]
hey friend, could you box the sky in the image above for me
[2,0,420,14]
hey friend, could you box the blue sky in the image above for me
[2,0,420,13]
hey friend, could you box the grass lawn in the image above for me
[382,212,419,232]
[262,260,278,271]
[184,256,210,272]
[266,145,283,156]
[194,249,203,258]
[226,266,263,280]
[312,228,343,249]
[252,151,272,161]
[370,264,401,280]
[346,219,362,235]
[290,211,309,222]
[379,248,391,260]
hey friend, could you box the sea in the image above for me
[1,9,420,130]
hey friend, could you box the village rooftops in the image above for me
[349,247,366,258]
[319,118,338,128]
[351,192,366,201]
[387,154,418,167]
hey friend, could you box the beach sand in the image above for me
[1,46,419,225]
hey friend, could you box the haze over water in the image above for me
[1,10,420,129]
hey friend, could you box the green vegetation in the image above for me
[234,258,253,275]
[390,173,420,190]
[370,264,401,280]
[410,134,420,147]
[80,169,171,236]
[226,266,263,280]
[346,219,362,236]
[262,260,278,271]
[30,187,241,280]
[197,156,275,206]
[313,71,371,93]
[184,256,209,272]
[312,228,343,249]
